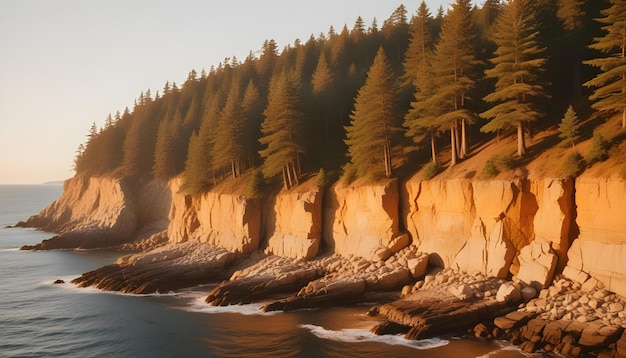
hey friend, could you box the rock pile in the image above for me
[206,246,429,312]
[371,268,522,340]
[475,275,626,357]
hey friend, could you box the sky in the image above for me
[0,0,456,184]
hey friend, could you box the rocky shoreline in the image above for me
[16,174,626,357]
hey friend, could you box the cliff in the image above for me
[19,173,625,299]
[565,176,626,297]
[167,178,261,254]
[18,176,171,249]
[323,178,409,261]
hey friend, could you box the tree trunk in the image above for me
[282,165,288,191]
[431,130,437,164]
[450,127,457,166]
[517,123,526,157]
[460,118,467,159]
[231,160,236,179]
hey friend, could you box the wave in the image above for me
[476,340,537,358]
[180,292,280,316]
[299,324,449,350]
[0,247,21,252]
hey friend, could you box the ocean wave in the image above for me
[180,293,280,316]
[476,340,538,358]
[0,247,21,252]
[299,324,449,350]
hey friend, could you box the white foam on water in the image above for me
[0,247,21,252]
[180,292,281,316]
[299,324,450,350]
[476,340,541,358]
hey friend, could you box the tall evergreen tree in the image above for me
[312,51,336,142]
[345,47,401,179]
[430,0,479,165]
[259,70,306,190]
[481,0,549,157]
[402,2,435,89]
[584,0,626,129]
[211,81,249,179]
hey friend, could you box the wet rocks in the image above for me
[72,241,239,294]
[372,268,519,340]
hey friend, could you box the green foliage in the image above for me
[315,168,329,189]
[561,152,585,177]
[259,70,306,190]
[421,161,441,180]
[558,105,580,148]
[493,154,515,170]
[345,47,401,180]
[586,132,610,164]
[583,0,626,129]
[341,163,358,185]
[245,169,265,198]
[481,159,500,178]
[480,0,549,157]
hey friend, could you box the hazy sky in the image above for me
[0,0,456,184]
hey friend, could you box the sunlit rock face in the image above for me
[262,188,323,260]
[19,176,171,249]
[403,178,574,284]
[566,177,626,297]
[323,178,409,262]
[167,178,261,254]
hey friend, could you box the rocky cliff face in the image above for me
[262,188,322,260]
[18,176,171,249]
[21,172,626,298]
[403,178,574,287]
[323,179,409,261]
[565,177,626,297]
[167,178,261,254]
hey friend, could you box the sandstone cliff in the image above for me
[167,178,261,254]
[262,187,322,260]
[323,179,409,261]
[565,177,626,297]
[18,176,171,249]
[20,172,626,301]
[404,178,574,288]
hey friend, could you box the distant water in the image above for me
[0,185,530,357]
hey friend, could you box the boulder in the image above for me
[496,282,521,303]
[578,324,624,347]
[516,241,557,289]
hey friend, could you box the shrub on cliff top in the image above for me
[585,132,610,165]
[315,168,328,189]
[560,152,585,178]
[246,169,265,198]
[481,159,500,179]
[421,162,441,180]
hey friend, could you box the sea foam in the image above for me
[299,324,449,350]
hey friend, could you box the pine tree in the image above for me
[430,0,479,165]
[403,3,443,165]
[402,1,434,89]
[259,70,306,190]
[559,105,580,148]
[211,81,249,179]
[345,47,401,179]
[311,51,336,142]
[481,0,549,157]
[584,0,626,129]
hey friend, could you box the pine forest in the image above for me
[74,0,626,194]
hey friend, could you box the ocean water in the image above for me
[0,185,531,357]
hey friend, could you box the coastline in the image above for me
[15,172,626,357]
